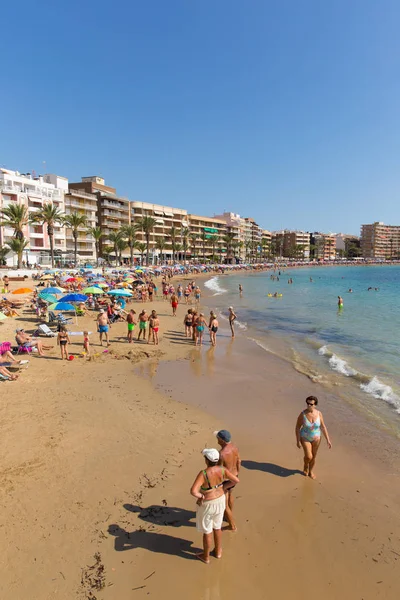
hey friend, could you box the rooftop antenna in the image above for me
[43,160,46,174]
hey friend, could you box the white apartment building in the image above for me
[0,169,66,266]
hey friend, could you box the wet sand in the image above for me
[1,277,399,599]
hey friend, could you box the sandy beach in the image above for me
[1,273,399,600]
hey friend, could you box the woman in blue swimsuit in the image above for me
[295,396,332,479]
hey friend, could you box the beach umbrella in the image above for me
[132,279,145,285]
[61,294,88,303]
[40,274,54,280]
[12,287,34,294]
[108,289,133,297]
[48,302,76,311]
[65,277,77,282]
[39,294,58,304]
[0,312,7,320]
[39,287,64,295]
[83,286,105,294]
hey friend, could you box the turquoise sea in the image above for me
[204,265,400,433]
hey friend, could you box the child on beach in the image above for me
[57,325,71,360]
[83,331,90,356]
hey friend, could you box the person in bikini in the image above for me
[191,311,198,343]
[190,448,239,564]
[295,396,332,479]
[215,430,241,531]
[148,310,160,345]
[57,325,71,360]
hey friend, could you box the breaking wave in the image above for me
[318,346,400,413]
[204,276,227,296]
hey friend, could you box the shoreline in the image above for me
[203,268,400,436]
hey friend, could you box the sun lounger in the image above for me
[34,324,56,337]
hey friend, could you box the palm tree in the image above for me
[116,238,128,265]
[218,241,224,263]
[87,226,103,267]
[175,243,182,262]
[121,224,140,266]
[168,226,180,263]
[102,245,114,264]
[139,216,157,265]
[108,231,125,266]
[0,204,29,240]
[189,232,198,262]
[223,232,236,264]
[136,242,146,265]
[209,234,219,262]
[200,230,208,261]
[63,212,88,266]
[231,241,239,263]
[30,203,64,268]
[0,246,9,266]
[181,227,190,264]
[155,237,167,264]
[6,237,29,269]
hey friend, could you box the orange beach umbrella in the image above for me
[12,288,34,294]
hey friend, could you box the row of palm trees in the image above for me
[0,204,269,268]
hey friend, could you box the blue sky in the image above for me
[1,0,399,234]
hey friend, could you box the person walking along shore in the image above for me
[295,396,332,479]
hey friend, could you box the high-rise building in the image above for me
[272,230,310,259]
[360,222,400,259]
[69,177,130,256]
[0,168,66,266]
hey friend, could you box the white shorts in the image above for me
[196,494,226,534]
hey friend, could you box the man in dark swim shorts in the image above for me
[214,429,241,531]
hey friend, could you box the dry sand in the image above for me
[0,276,399,600]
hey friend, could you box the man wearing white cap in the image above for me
[190,448,239,564]
[215,429,241,531]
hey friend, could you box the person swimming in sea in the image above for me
[338,296,343,308]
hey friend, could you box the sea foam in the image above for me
[204,276,227,296]
[360,377,400,413]
[318,346,400,413]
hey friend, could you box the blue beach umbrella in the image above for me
[108,289,133,297]
[39,287,63,295]
[61,294,88,303]
[48,302,76,311]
